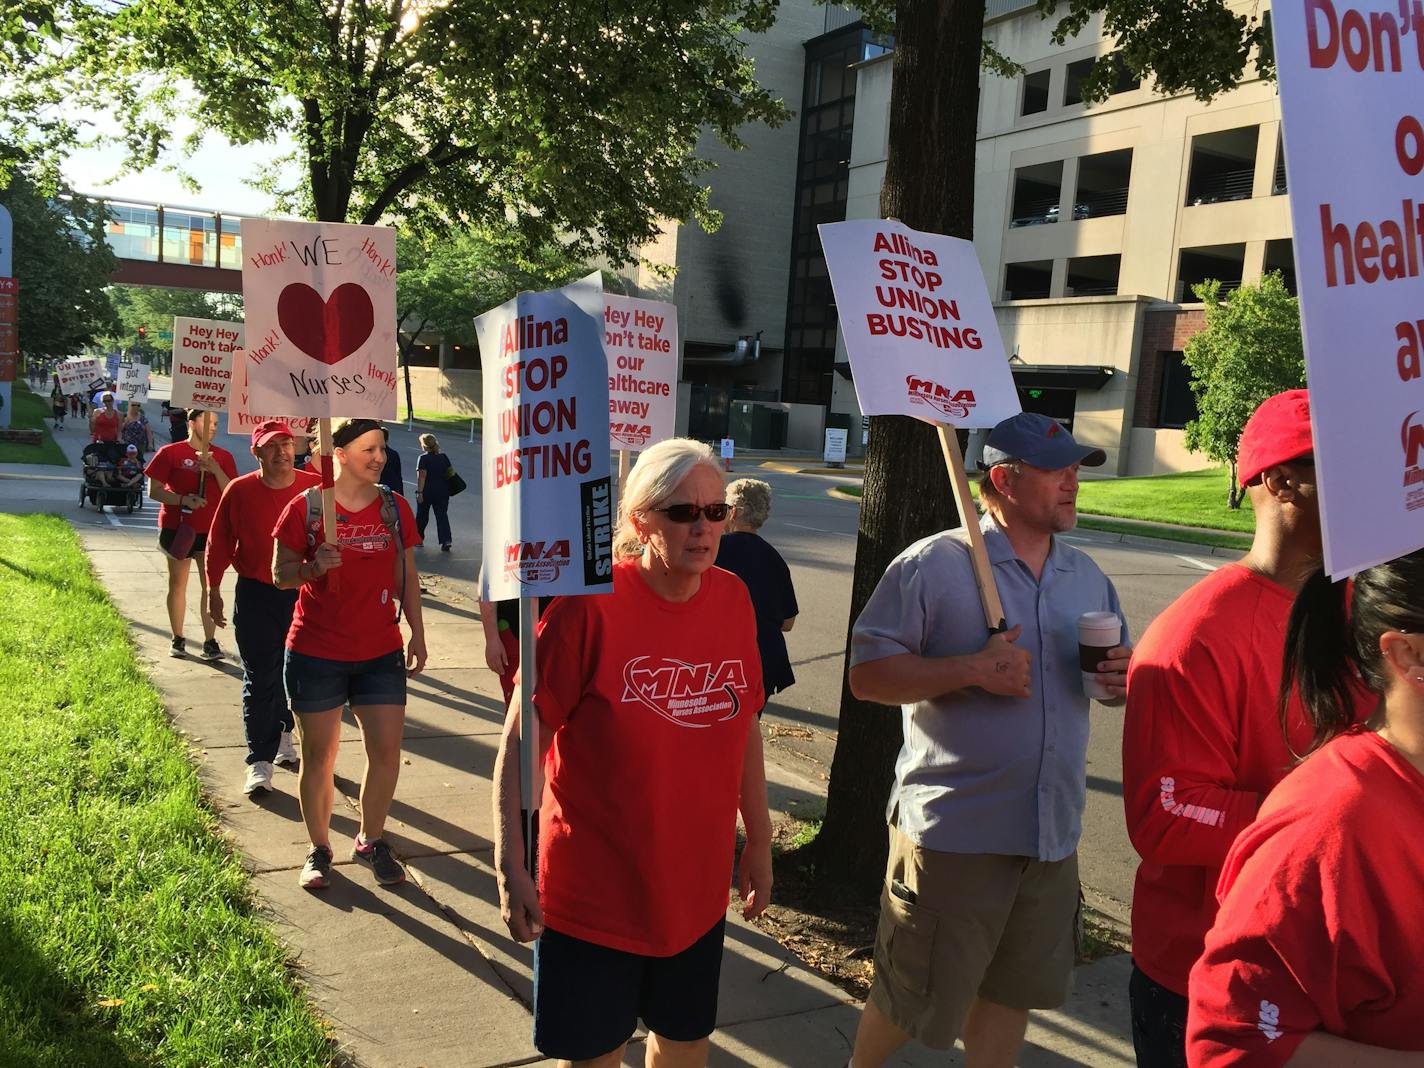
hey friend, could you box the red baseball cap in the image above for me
[1237,389,1314,487]
[251,420,296,448]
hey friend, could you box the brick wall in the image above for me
[1133,308,1206,427]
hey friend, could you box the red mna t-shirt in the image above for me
[144,442,240,533]
[533,560,765,957]
[273,490,420,662]
[206,469,320,587]
[91,407,121,442]
[1187,731,1424,1066]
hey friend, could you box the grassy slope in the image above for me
[1075,467,1254,533]
[0,515,335,1068]
[0,381,69,465]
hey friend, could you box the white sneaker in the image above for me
[275,732,300,768]
[243,761,274,796]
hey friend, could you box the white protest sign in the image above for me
[824,427,848,463]
[477,271,614,600]
[117,362,150,406]
[239,218,397,419]
[171,316,242,410]
[819,219,1020,428]
[56,357,103,395]
[225,345,314,438]
[603,295,677,451]
[1274,1,1424,576]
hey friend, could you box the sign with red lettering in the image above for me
[239,218,397,419]
[1275,0,1424,575]
[171,316,241,410]
[226,344,313,438]
[818,219,1019,427]
[56,357,104,396]
[477,272,613,600]
[603,295,677,451]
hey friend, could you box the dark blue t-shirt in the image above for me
[416,451,453,498]
[715,530,798,696]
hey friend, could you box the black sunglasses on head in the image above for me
[653,502,733,523]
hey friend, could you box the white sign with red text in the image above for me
[170,317,242,410]
[1274,1,1424,577]
[225,344,313,438]
[603,295,677,451]
[239,218,397,419]
[56,357,104,396]
[819,219,1020,428]
[477,272,613,601]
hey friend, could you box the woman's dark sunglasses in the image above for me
[653,502,732,523]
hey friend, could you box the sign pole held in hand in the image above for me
[820,218,1023,633]
[935,422,1006,631]
[519,595,541,879]
[617,449,630,499]
[316,417,340,591]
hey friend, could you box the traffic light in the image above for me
[137,325,147,339]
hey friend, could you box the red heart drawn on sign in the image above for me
[276,282,375,366]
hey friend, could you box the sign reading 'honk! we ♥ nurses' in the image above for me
[239,218,397,419]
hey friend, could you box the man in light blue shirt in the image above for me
[847,412,1132,1068]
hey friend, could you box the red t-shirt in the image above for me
[1122,564,1363,995]
[91,407,121,442]
[206,469,320,587]
[1187,731,1424,1065]
[533,560,764,956]
[144,442,240,533]
[273,489,420,661]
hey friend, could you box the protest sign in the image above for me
[603,295,677,451]
[105,354,120,382]
[477,271,613,601]
[117,362,150,406]
[56,357,103,395]
[171,317,242,410]
[819,219,1020,429]
[225,345,313,438]
[821,218,1016,631]
[239,218,397,420]
[1273,2,1424,577]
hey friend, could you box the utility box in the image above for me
[729,401,789,450]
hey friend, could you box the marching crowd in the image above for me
[133,392,1422,1068]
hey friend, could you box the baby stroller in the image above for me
[80,441,144,514]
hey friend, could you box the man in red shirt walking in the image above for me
[207,421,319,796]
[1122,390,1348,1065]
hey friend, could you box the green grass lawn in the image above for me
[0,381,69,465]
[394,404,481,432]
[0,515,337,1068]
[1075,467,1254,533]
[833,467,1255,538]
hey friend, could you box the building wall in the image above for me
[836,4,1284,475]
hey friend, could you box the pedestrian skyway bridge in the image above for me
[85,194,256,293]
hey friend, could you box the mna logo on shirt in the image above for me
[621,656,747,729]
[1257,999,1282,1042]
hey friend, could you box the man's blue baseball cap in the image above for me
[978,412,1107,471]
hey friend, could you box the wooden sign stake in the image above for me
[617,449,630,499]
[935,421,1007,633]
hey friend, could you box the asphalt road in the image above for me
[7,383,1236,926]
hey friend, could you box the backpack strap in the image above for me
[303,486,323,548]
[377,485,407,624]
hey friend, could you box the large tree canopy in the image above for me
[808,0,1280,896]
[2,168,117,356]
[39,0,784,252]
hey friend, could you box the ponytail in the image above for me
[1279,569,1356,758]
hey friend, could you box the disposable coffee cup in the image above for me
[1078,611,1122,701]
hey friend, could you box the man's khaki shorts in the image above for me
[868,823,1080,1050]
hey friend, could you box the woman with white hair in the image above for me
[493,437,771,1068]
[716,478,799,702]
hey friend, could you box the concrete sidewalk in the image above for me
[74,516,1136,1068]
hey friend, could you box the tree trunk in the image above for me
[1228,459,1241,509]
[808,0,986,899]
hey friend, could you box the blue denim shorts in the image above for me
[284,648,407,713]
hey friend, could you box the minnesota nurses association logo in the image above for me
[621,656,748,728]
[905,375,977,420]
[609,422,652,447]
